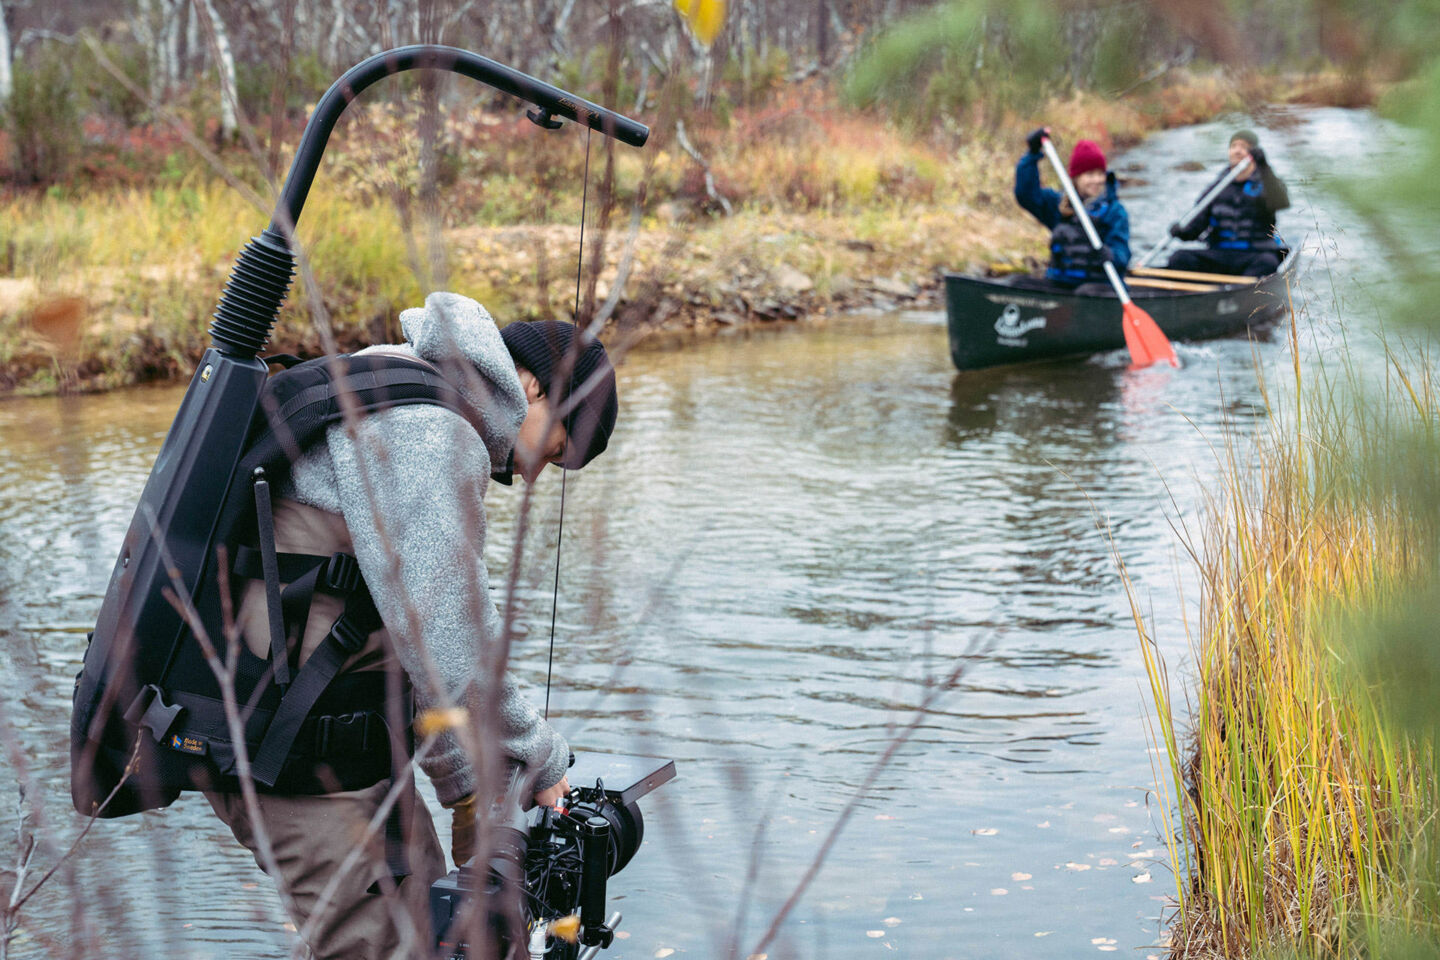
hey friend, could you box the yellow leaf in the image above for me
[675,0,726,45]
[549,915,581,943]
[415,707,469,736]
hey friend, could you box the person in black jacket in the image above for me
[1166,129,1290,277]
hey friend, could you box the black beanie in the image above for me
[500,320,618,473]
[1230,128,1260,149]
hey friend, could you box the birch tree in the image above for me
[198,0,238,141]
[0,1,12,105]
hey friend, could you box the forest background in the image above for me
[0,0,1422,395]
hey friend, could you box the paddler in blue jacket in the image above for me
[1165,129,1290,277]
[1014,128,1130,291]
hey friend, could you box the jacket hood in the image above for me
[376,292,527,470]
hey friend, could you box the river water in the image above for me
[0,107,1409,958]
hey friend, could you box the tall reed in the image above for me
[1137,313,1440,958]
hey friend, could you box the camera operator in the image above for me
[206,293,618,959]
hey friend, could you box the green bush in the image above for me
[843,0,1068,128]
[72,40,149,127]
[5,47,83,185]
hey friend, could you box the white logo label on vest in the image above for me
[994,303,1047,347]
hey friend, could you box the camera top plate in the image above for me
[569,754,677,807]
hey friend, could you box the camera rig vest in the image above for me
[71,351,487,817]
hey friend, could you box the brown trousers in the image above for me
[207,780,448,960]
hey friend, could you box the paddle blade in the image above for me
[1121,301,1180,369]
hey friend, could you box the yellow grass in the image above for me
[1135,314,1440,958]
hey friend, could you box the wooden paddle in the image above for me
[1039,136,1178,370]
[1136,158,1250,268]
[1125,276,1218,292]
[1129,265,1257,285]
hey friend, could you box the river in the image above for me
[0,107,1408,958]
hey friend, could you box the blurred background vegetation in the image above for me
[2,0,1433,394]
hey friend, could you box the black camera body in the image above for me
[431,754,676,959]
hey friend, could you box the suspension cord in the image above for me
[545,126,593,720]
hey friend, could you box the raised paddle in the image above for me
[1039,135,1179,370]
[1136,158,1249,268]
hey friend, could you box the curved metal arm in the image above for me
[270,44,650,233]
[208,45,647,358]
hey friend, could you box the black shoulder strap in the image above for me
[242,353,488,483]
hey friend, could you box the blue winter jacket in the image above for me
[1014,152,1131,282]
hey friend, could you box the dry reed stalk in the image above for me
[1137,315,1438,959]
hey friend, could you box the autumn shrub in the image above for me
[5,47,84,185]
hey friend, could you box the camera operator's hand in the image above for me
[534,775,571,808]
[443,793,479,866]
[1026,126,1050,155]
[1248,146,1267,169]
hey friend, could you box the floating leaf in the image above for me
[990,888,1008,895]
[866,930,885,938]
[655,949,676,959]
[1066,862,1092,871]
[1011,872,1032,881]
[883,917,901,927]
[1132,871,1153,884]
[973,827,998,836]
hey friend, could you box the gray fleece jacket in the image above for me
[281,291,570,805]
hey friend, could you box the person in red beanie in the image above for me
[1013,127,1131,290]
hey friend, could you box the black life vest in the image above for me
[1047,218,1107,284]
[1207,177,1278,250]
[71,352,486,817]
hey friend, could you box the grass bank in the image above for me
[1138,320,1440,958]
[0,67,1373,396]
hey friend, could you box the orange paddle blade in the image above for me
[1121,301,1179,369]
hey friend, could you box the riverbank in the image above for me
[0,67,1377,396]
[1139,321,1440,957]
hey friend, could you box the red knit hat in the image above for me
[1068,140,1107,178]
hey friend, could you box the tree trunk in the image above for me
[0,1,12,106]
[201,0,238,142]
[163,0,184,96]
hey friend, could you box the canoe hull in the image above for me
[943,248,1298,371]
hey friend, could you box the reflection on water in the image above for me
[0,107,1398,958]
